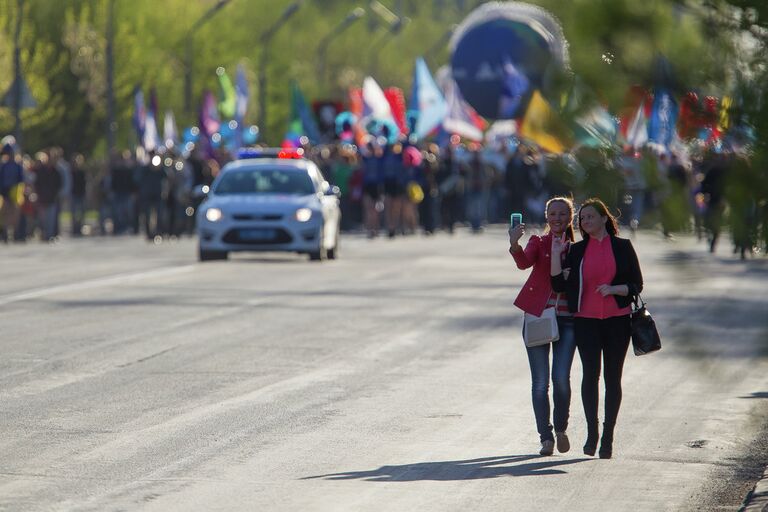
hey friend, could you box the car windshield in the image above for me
[214,168,316,195]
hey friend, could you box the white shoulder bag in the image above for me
[523,307,560,347]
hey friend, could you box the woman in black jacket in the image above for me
[550,198,643,459]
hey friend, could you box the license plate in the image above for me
[239,228,276,241]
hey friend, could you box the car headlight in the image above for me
[295,208,313,222]
[205,207,223,222]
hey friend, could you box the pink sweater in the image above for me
[575,236,632,319]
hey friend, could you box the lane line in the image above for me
[0,265,196,306]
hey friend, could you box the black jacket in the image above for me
[551,235,643,314]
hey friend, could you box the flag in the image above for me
[436,67,484,141]
[235,64,249,123]
[518,90,569,154]
[647,89,678,148]
[574,106,617,149]
[149,87,159,120]
[285,81,320,145]
[163,110,178,148]
[498,55,529,119]
[217,67,236,120]
[384,87,407,135]
[408,57,448,140]
[361,76,394,123]
[625,102,648,149]
[143,110,160,151]
[199,90,221,139]
[132,86,146,142]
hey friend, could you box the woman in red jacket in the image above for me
[508,197,576,456]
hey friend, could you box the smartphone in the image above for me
[510,213,523,228]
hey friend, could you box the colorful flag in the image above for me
[574,106,617,149]
[285,81,320,145]
[625,102,648,149]
[143,110,160,151]
[497,55,529,119]
[647,89,678,148]
[199,90,221,139]
[384,87,407,135]
[518,90,569,154]
[408,57,448,140]
[436,67,484,141]
[217,68,236,120]
[361,76,394,123]
[235,64,249,123]
[132,86,146,142]
[163,110,178,148]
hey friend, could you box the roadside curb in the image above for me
[743,465,768,512]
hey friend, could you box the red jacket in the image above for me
[511,233,565,316]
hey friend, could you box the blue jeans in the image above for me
[524,316,576,442]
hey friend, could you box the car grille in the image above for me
[222,227,293,245]
[232,213,284,221]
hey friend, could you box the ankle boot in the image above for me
[583,422,599,456]
[599,423,614,459]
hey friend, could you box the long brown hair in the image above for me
[578,197,619,240]
[543,196,576,242]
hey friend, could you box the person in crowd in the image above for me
[436,143,464,234]
[69,154,87,236]
[700,153,726,253]
[550,198,643,459]
[111,150,138,235]
[137,150,167,240]
[0,143,24,242]
[51,147,71,238]
[32,151,63,241]
[401,145,423,235]
[382,142,406,238]
[361,140,383,238]
[509,197,577,456]
[465,146,491,233]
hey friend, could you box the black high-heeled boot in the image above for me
[599,423,614,459]
[583,422,599,456]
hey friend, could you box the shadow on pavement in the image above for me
[740,391,768,399]
[302,454,592,481]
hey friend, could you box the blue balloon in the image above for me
[450,3,568,120]
[242,125,259,145]
[182,126,200,144]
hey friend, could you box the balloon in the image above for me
[450,2,568,120]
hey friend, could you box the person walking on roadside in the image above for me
[508,196,577,456]
[550,198,643,459]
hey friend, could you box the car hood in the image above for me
[206,194,319,212]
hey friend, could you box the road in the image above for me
[1,228,767,511]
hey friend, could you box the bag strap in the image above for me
[632,293,646,311]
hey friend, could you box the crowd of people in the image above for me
[0,131,760,259]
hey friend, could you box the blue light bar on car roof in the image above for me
[237,147,305,160]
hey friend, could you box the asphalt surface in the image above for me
[0,227,767,511]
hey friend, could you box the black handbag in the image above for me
[630,295,661,356]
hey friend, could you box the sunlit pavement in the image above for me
[0,226,766,511]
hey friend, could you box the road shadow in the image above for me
[301,454,591,482]
[740,391,768,399]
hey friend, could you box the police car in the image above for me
[196,148,341,261]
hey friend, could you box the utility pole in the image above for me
[257,0,303,141]
[184,0,232,114]
[106,0,116,155]
[13,0,24,149]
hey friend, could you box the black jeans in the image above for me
[574,315,631,430]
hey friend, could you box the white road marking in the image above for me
[0,265,196,306]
